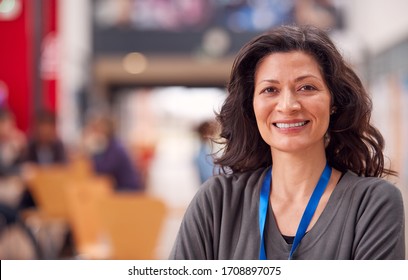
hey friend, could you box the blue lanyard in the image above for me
[259,162,332,260]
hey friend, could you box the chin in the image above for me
[270,141,314,153]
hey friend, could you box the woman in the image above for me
[170,25,405,260]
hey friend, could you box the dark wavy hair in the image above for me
[214,25,396,178]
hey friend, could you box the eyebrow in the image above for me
[256,74,322,86]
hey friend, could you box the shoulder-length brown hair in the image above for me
[214,25,395,178]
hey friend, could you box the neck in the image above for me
[270,148,327,200]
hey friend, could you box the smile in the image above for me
[274,121,309,128]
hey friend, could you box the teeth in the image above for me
[275,121,307,128]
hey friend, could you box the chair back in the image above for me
[65,176,113,258]
[27,165,72,219]
[97,193,166,259]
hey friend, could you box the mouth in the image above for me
[273,121,310,128]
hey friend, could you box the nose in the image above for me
[276,88,301,113]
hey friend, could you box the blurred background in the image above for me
[0,0,407,259]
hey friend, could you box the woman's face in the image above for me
[253,51,331,154]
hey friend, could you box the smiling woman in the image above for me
[253,52,331,155]
[169,25,405,260]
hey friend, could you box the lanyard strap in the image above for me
[259,162,332,260]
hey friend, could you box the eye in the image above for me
[299,85,317,91]
[260,87,279,94]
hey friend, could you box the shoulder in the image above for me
[339,172,405,259]
[343,172,402,198]
[198,167,268,197]
[54,139,65,148]
[341,172,404,215]
[188,167,269,213]
[27,139,36,149]
[107,138,128,155]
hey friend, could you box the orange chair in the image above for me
[64,176,113,259]
[23,164,78,258]
[25,165,73,220]
[97,193,166,259]
[23,164,113,259]
[67,155,94,179]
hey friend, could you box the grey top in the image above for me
[169,167,405,259]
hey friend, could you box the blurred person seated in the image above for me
[0,107,27,178]
[82,112,142,192]
[0,107,27,208]
[19,109,68,210]
[26,109,67,165]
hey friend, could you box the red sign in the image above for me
[0,0,59,132]
[0,0,32,132]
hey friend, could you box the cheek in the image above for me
[253,97,269,121]
[315,104,331,130]
[308,95,331,117]
[253,98,273,143]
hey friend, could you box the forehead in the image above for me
[255,51,324,80]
